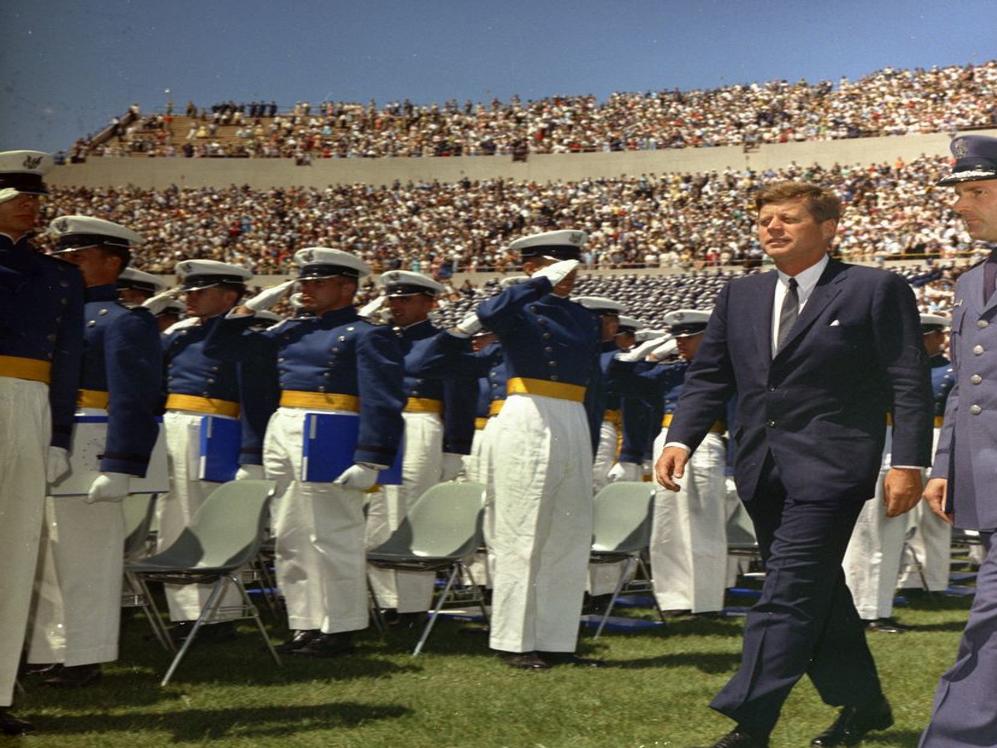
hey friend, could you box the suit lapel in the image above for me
[774,259,845,359]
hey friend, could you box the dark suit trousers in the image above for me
[710,455,883,736]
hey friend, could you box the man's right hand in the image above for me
[654,446,689,492]
[923,477,953,525]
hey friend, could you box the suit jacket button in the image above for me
[970,404,982,415]
[766,419,776,427]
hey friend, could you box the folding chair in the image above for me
[120,493,173,651]
[899,524,931,592]
[726,500,762,580]
[367,481,487,656]
[589,481,665,639]
[125,479,281,685]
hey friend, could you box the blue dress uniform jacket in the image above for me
[0,234,84,449]
[163,315,276,466]
[80,284,162,475]
[609,358,686,463]
[476,276,602,450]
[206,307,405,467]
[933,265,997,530]
[398,319,476,455]
[929,354,954,421]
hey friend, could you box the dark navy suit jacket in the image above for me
[665,260,933,503]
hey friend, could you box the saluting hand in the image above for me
[883,467,923,517]
[922,477,952,525]
[654,446,689,492]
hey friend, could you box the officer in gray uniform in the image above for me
[921,134,997,746]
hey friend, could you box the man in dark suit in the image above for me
[656,181,933,748]
[919,134,997,747]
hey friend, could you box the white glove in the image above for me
[358,294,386,319]
[451,312,482,339]
[649,338,679,361]
[235,464,265,480]
[616,336,670,363]
[141,287,182,315]
[289,292,305,309]
[532,259,579,287]
[607,462,642,483]
[440,453,465,482]
[333,463,380,491]
[46,446,71,485]
[244,280,295,312]
[85,472,131,503]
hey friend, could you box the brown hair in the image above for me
[753,182,842,223]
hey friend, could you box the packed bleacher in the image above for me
[70,60,997,160]
[41,155,979,284]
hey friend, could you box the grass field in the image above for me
[13,586,973,748]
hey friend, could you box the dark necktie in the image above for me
[777,277,799,352]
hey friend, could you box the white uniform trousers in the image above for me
[265,407,368,634]
[27,495,124,665]
[465,419,497,587]
[724,476,748,588]
[592,419,619,493]
[159,410,240,621]
[0,377,50,707]
[486,394,593,654]
[899,427,952,592]
[367,411,442,613]
[844,429,907,620]
[650,428,728,613]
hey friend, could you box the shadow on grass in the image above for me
[863,728,923,746]
[592,650,741,674]
[900,621,969,634]
[29,702,411,741]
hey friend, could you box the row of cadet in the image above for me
[0,150,958,737]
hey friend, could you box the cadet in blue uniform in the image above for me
[205,247,405,657]
[422,230,602,668]
[27,216,161,687]
[366,270,476,620]
[117,266,167,306]
[0,151,84,736]
[160,259,273,641]
[899,314,954,593]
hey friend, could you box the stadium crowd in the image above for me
[78,60,997,160]
[40,155,980,286]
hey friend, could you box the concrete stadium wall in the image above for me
[48,129,997,190]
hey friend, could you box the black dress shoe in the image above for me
[864,618,910,634]
[811,696,894,746]
[275,629,320,653]
[170,620,237,644]
[43,663,102,688]
[0,708,34,736]
[706,728,768,747]
[23,662,62,677]
[539,652,604,668]
[292,632,354,658]
[500,651,550,670]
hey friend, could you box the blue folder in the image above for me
[198,416,242,482]
[302,412,403,484]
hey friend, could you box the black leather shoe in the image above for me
[43,663,102,688]
[275,629,320,653]
[540,652,604,668]
[23,662,62,677]
[706,728,768,747]
[500,651,550,670]
[864,618,910,634]
[811,696,894,746]
[292,632,354,657]
[0,708,34,736]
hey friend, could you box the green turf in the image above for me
[14,591,972,747]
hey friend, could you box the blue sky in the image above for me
[2,0,996,151]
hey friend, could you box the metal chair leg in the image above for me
[460,562,489,624]
[594,556,636,639]
[127,571,175,652]
[637,556,669,625]
[160,579,225,686]
[232,573,281,666]
[412,565,459,656]
[366,574,386,636]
